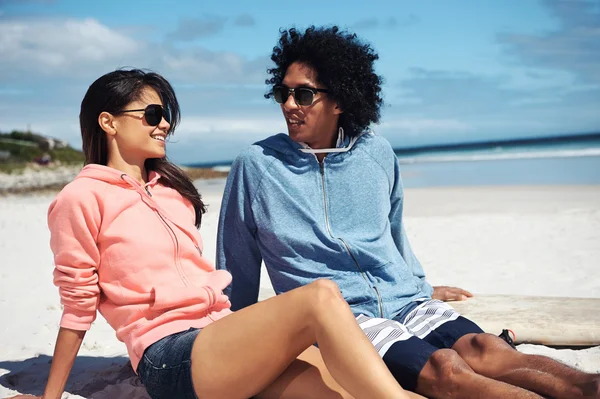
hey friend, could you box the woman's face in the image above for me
[110,86,170,164]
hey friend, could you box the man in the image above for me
[217,25,599,399]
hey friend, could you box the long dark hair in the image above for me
[80,69,206,227]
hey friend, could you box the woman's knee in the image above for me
[308,279,343,298]
[306,279,347,312]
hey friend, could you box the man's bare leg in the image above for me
[414,348,544,399]
[452,333,600,399]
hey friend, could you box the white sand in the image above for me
[1,180,599,398]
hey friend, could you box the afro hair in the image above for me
[266,25,384,136]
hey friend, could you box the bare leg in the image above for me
[256,346,352,399]
[415,348,545,399]
[257,346,428,399]
[453,333,600,399]
[189,279,411,399]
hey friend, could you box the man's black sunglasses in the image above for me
[115,104,170,126]
[273,85,329,106]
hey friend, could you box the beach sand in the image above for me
[1,180,599,398]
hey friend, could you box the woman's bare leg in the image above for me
[256,345,429,399]
[256,345,351,399]
[190,279,411,399]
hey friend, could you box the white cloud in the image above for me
[497,0,600,84]
[161,49,262,83]
[165,115,286,163]
[0,18,141,76]
[0,17,266,84]
[177,115,285,137]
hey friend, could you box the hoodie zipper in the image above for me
[319,161,384,318]
[145,183,202,256]
[156,210,190,286]
[120,174,190,287]
[143,184,190,287]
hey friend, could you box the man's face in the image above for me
[279,62,342,149]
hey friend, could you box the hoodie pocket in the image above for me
[150,270,233,312]
[367,261,422,298]
[151,285,210,312]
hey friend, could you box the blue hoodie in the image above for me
[216,131,433,319]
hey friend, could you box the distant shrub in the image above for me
[0,130,84,171]
[18,146,42,160]
[8,130,46,145]
[51,147,85,164]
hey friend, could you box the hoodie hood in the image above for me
[77,164,197,244]
[257,128,370,161]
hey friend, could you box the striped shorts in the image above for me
[356,299,483,391]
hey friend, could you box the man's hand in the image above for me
[432,286,473,302]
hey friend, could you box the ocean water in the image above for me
[197,134,600,188]
[396,135,600,188]
[399,156,600,188]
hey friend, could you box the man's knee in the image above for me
[460,333,517,358]
[416,349,473,397]
[472,333,514,350]
[422,348,472,386]
[454,333,520,374]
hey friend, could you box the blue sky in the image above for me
[0,0,598,164]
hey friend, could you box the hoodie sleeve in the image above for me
[389,156,431,290]
[216,152,263,311]
[48,185,102,330]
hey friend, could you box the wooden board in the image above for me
[451,294,600,346]
[260,288,600,346]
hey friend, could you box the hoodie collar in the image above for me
[298,127,366,155]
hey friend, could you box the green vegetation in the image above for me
[0,130,84,173]
[0,130,227,181]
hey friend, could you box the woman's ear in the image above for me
[98,112,117,136]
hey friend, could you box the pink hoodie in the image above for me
[48,164,233,371]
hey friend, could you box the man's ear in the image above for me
[98,112,118,136]
[333,103,344,115]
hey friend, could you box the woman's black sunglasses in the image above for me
[272,85,329,106]
[115,104,170,126]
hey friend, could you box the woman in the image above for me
[6,69,419,399]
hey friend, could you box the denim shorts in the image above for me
[137,328,201,399]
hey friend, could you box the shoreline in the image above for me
[0,165,229,196]
[4,154,600,196]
